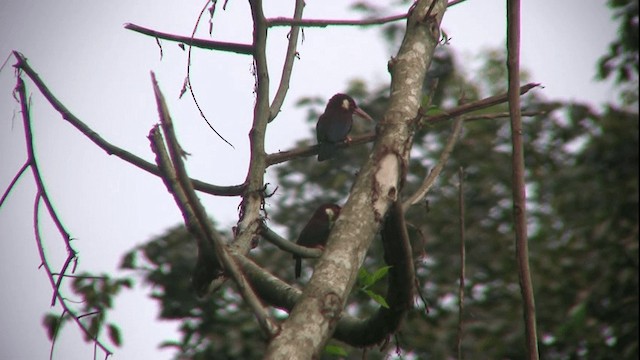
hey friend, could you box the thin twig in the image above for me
[0,160,29,207]
[15,75,77,307]
[425,83,540,124]
[507,1,539,358]
[266,12,408,27]
[456,167,466,360]
[12,51,245,196]
[268,0,305,122]
[402,115,464,210]
[447,0,468,7]
[33,193,113,358]
[124,23,253,55]
[17,74,111,358]
[184,0,235,149]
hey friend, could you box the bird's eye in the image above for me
[341,99,350,110]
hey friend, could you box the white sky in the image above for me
[0,0,617,359]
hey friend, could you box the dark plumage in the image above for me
[316,93,374,161]
[294,204,342,279]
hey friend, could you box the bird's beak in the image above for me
[354,107,375,122]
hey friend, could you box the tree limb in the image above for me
[402,115,464,210]
[16,76,111,358]
[12,51,245,197]
[124,23,254,55]
[269,0,305,122]
[266,12,408,28]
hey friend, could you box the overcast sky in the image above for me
[0,1,618,359]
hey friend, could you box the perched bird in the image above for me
[294,203,342,279]
[316,93,374,161]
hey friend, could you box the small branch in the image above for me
[17,64,111,358]
[403,115,464,210]
[426,83,540,124]
[507,1,540,358]
[12,51,245,197]
[0,160,29,207]
[260,225,322,258]
[268,0,305,122]
[230,0,273,275]
[33,193,113,358]
[124,23,254,55]
[266,12,408,28]
[456,167,466,360]
[16,75,77,308]
[183,1,235,148]
[447,0,468,7]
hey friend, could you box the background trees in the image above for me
[1,0,637,359]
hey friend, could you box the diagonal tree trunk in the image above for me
[264,0,448,358]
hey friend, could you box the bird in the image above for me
[294,203,342,279]
[316,93,374,161]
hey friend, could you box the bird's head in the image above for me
[314,203,341,227]
[327,93,375,122]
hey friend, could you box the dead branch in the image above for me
[17,76,112,357]
[12,51,245,197]
[402,115,464,210]
[269,0,305,122]
[266,12,408,28]
[124,23,254,55]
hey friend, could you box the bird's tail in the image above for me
[294,256,302,278]
[317,143,335,161]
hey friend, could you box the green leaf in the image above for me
[363,289,390,309]
[358,266,392,289]
[42,313,65,341]
[120,251,137,269]
[324,344,348,356]
[357,268,372,287]
[108,323,122,347]
[369,266,392,285]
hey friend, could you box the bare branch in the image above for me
[124,23,254,55]
[403,115,464,210]
[183,1,235,149]
[0,160,29,207]
[426,82,540,124]
[15,75,78,307]
[269,0,305,122]
[12,51,245,197]
[507,0,540,358]
[266,12,408,28]
[260,225,322,259]
[33,194,113,359]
